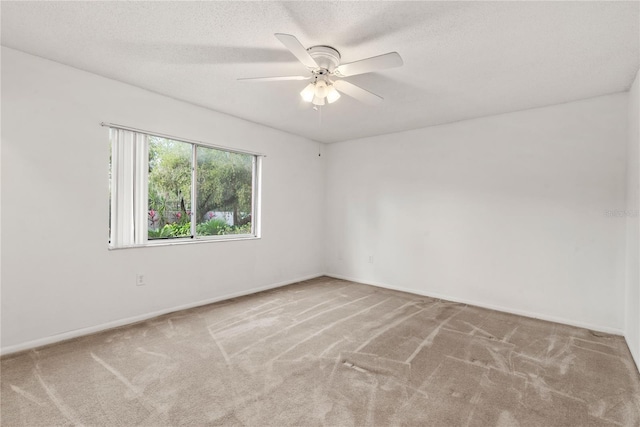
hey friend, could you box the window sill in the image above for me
[108,235,260,250]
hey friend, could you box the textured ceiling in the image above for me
[2,1,639,143]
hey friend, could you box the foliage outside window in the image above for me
[109,128,260,248]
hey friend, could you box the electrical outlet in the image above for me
[136,274,145,286]
[368,255,374,264]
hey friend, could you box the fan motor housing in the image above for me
[307,46,341,73]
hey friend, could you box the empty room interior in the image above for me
[2,1,640,426]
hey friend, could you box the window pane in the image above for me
[196,146,253,237]
[148,136,192,240]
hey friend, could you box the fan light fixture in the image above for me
[300,78,341,106]
[239,34,404,108]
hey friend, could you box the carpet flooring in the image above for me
[2,276,640,426]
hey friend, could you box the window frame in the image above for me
[106,123,263,249]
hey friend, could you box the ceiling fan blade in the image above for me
[274,33,318,69]
[335,52,403,77]
[238,75,310,82]
[333,80,383,105]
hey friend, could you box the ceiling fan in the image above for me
[239,33,403,107]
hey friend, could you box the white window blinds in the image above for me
[109,128,148,247]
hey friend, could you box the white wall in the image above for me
[626,68,640,368]
[325,94,629,333]
[1,47,325,353]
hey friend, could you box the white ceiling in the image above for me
[2,1,639,143]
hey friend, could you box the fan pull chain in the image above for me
[318,106,322,156]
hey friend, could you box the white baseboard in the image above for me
[0,273,324,356]
[624,332,640,373]
[326,273,625,336]
[3,273,626,357]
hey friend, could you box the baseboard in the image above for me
[624,332,640,374]
[0,273,324,356]
[3,272,626,357]
[326,273,625,336]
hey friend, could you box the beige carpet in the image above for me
[2,276,639,426]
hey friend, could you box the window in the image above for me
[108,127,261,248]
